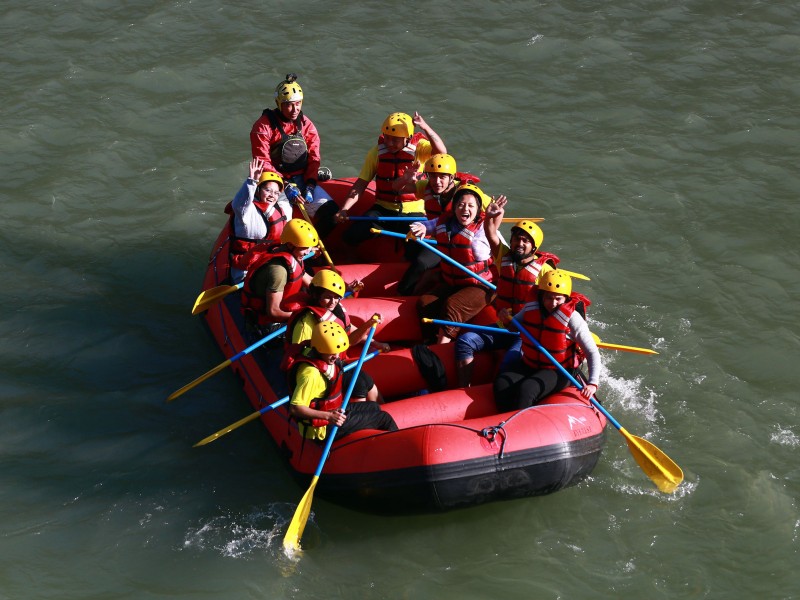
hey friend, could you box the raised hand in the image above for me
[249,158,264,181]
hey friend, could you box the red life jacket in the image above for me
[495,252,561,314]
[421,174,480,218]
[290,353,344,431]
[422,182,457,219]
[280,295,351,371]
[374,132,426,212]
[518,296,581,371]
[225,201,289,271]
[566,292,592,369]
[240,244,305,325]
[434,215,494,287]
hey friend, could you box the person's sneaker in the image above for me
[317,166,332,182]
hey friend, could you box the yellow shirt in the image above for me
[290,311,318,345]
[290,361,336,440]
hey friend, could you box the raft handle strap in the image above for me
[480,425,509,458]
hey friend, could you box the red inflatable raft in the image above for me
[195,178,607,511]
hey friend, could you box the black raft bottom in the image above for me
[315,432,606,514]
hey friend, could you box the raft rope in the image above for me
[208,236,228,267]
[332,402,596,460]
[210,278,274,411]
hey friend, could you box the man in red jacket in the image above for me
[250,73,332,213]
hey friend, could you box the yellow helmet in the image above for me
[538,269,572,297]
[424,153,457,176]
[280,219,319,248]
[311,321,350,354]
[511,220,543,248]
[381,112,413,138]
[453,182,491,211]
[311,269,345,298]
[274,73,304,106]
[257,171,284,191]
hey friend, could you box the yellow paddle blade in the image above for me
[191,285,240,315]
[597,342,658,355]
[193,410,261,447]
[501,217,545,223]
[620,428,684,493]
[166,359,232,402]
[557,269,590,281]
[591,333,658,355]
[283,476,319,552]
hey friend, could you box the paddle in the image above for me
[347,216,426,222]
[396,236,680,492]
[422,318,658,355]
[283,323,379,553]
[591,332,658,355]
[288,184,337,271]
[371,228,497,290]
[192,282,244,315]
[557,269,591,282]
[352,216,544,223]
[174,289,357,402]
[191,252,317,315]
[372,229,589,291]
[511,315,683,493]
[192,350,381,447]
[166,324,287,402]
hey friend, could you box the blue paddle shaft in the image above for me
[375,229,497,290]
[312,326,378,478]
[511,316,622,431]
[349,216,425,222]
[427,318,518,336]
[230,290,353,364]
[259,350,380,416]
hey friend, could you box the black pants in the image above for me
[494,358,572,413]
[313,199,341,240]
[337,401,398,438]
[341,204,426,247]
[398,245,441,296]
[342,369,374,400]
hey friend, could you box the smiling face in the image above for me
[454,193,480,226]
[256,181,282,205]
[510,229,535,261]
[287,243,310,261]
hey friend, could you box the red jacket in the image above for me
[250,109,321,182]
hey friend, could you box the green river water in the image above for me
[1,1,798,598]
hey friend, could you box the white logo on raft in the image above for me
[567,415,588,430]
